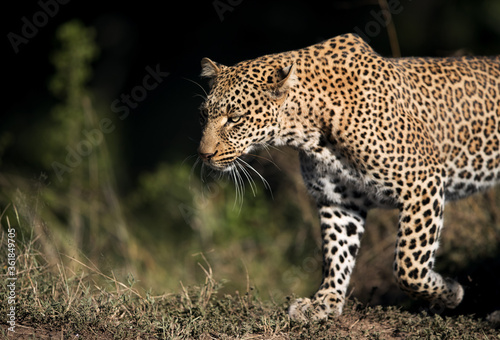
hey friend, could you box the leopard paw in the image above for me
[442,278,464,309]
[288,295,343,322]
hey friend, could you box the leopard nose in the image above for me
[198,151,215,161]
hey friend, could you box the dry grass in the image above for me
[1,203,499,339]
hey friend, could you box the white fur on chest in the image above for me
[300,148,399,209]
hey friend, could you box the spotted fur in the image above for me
[198,34,500,321]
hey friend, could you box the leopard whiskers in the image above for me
[183,77,209,100]
[258,142,283,154]
[189,156,202,189]
[200,161,207,183]
[235,159,258,197]
[236,157,273,198]
[198,160,217,184]
[185,154,200,176]
[245,152,281,171]
[259,143,274,160]
[229,164,245,211]
[191,154,272,211]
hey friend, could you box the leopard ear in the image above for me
[200,57,222,78]
[269,64,298,101]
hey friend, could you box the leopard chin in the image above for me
[201,155,240,172]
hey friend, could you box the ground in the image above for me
[2,290,499,340]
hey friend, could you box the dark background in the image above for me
[5,0,500,184]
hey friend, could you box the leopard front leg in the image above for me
[289,200,367,321]
[394,179,464,309]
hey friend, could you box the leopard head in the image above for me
[198,57,297,171]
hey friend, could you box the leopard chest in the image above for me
[299,146,400,210]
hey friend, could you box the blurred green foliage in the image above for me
[49,21,98,99]
[44,21,99,170]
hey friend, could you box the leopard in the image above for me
[197,33,500,321]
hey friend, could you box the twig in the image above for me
[378,0,401,57]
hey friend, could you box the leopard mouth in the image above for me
[200,153,240,172]
[199,146,257,172]
[199,149,271,195]
[201,152,258,173]
[205,160,236,172]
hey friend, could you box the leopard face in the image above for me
[198,58,297,171]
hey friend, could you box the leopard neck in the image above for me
[272,59,344,152]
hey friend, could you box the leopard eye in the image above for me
[229,116,241,124]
